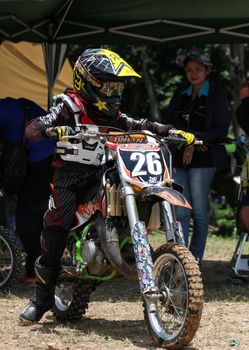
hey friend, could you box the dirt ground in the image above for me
[1,237,249,350]
[0,260,249,350]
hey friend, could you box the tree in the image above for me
[67,43,249,133]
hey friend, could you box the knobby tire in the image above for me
[144,243,203,349]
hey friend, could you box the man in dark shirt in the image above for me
[0,97,55,282]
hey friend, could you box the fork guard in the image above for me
[139,186,191,209]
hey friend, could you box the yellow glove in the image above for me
[171,129,195,146]
[45,126,74,141]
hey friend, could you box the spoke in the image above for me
[173,305,186,313]
[160,261,175,290]
[158,264,171,291]
[174,278,187,290]
[0,270,7,278]
[157,256,188,328]
[168,262,175,289]
[170,288,187,296]
[169,298,183,323]
[170,265,184,286]
[163,262,179,289]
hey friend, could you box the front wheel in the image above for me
[144,243,203,349]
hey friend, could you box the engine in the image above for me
[81,239,111,275]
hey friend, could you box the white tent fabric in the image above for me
[0,41,73,110]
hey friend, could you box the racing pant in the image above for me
[40,163,102,268]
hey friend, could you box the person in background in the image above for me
[19,48,195,324]
[235,82,249,232]
[0,97,55,283]
[163,49,230,264]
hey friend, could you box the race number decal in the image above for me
[118,148,166,184]
[131,152,162,177]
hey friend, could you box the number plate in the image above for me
[117,144,169,186]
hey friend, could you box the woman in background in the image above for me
[163,49,230,264]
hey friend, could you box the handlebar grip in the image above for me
[49,131,59,140]
[163,136,187,144]
[162,136,203,145]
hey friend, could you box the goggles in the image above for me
[99,81,126,97]
[76,61,126,98]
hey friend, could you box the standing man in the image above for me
[0,97,55,282]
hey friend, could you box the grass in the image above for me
[204,233,237,260]
[149,231,249,302]
[149,230,238,260]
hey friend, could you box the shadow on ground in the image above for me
[201,259,249,302]
[31,315,199,350]
[2,259,249,303]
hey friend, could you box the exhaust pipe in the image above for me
[95,215,137,280]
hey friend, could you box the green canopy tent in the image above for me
[1,0,249,103]
[1,0,249,44]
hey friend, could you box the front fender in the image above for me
[139,186,191,209]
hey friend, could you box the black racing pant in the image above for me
[40,163,103,268]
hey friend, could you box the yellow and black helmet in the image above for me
[73,48,141,118]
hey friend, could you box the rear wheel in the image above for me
[53,274,97,321]
[144,243,203,349]
[0,226,24,290]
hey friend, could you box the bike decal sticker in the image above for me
[163,167,170,182]
[108,132,147,144]
[157,189,191,209]
[72,200,101,230]
[131,221,157,293]
[173,221,185,245]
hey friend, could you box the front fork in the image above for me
[161,201,185,245]
[122,185,159,312]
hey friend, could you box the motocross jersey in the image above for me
[26,89,174,167]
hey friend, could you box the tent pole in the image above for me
[42,41,68,110]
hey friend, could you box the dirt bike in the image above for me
[229,136,249,279]
[53,125,203,349]
[0,192,24,290]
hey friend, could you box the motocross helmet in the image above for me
[73,48,141,121]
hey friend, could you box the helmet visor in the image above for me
[99,81,125,97]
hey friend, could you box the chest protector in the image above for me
[54,93,105,166]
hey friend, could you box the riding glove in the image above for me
[170,129,195,146]
[45,126,75,140]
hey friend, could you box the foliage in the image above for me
[68,43,249,126]
[213,201,236,237]
[67,43,249,236]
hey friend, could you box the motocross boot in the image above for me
[19,258,60,324]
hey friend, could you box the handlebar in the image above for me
[206,136,249,146]
[161,136,203,145]
[61,128,203,146]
